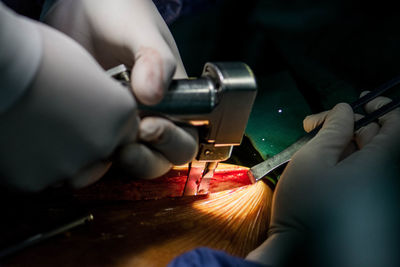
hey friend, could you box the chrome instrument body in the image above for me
[108,62,257,195]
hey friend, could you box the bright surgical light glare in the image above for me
[188,181,272,255]
[192,181,271,223]
[278,109,283,113]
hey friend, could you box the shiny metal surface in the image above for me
[108,62,257,195]
[183,62,257,195]
[183,161,206,196]
[183,161,218,196]
[248,129,316,184]
[197,161,218,194]
[139,78,217,115]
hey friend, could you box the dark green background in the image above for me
[170,0,400,163]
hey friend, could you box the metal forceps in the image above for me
[248,76,400,184]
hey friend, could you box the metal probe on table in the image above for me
[248,77,400,184]
[0,214,94,259]
[108,62,257,196]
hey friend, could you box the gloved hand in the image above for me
[43,0,186,105]
[0,18,197,192]
[246,95,400,267]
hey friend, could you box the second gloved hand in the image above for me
[246,96,400,267]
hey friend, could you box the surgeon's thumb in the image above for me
[130,45,177,106]
[306,103,355,166]
[303,110,329,133]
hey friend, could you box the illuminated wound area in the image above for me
[76,163,255,200]
[7,165,274,266]
[191,181,273,255]
[117,181,273,267]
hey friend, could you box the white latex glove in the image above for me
[43,0,187,105]
[0,17,197,192]
[247,94,400,267]
[42,0,198,183]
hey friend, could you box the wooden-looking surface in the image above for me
[1,164,273,266]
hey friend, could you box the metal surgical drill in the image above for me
[108,62,257,196]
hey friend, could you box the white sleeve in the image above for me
[0,3,42,113]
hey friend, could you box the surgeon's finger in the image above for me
[354,113,380,149]
[118,143,172,179]
[303,111,329,133]
[153,10,187,79]
[306,103,355,166]
[339,114,380,160]
[70,160,112,188]
[129,40,176,105]
[139,117,198,165]
[361,93,400,157]
[362,92,400,130]
[123,1,182,105]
